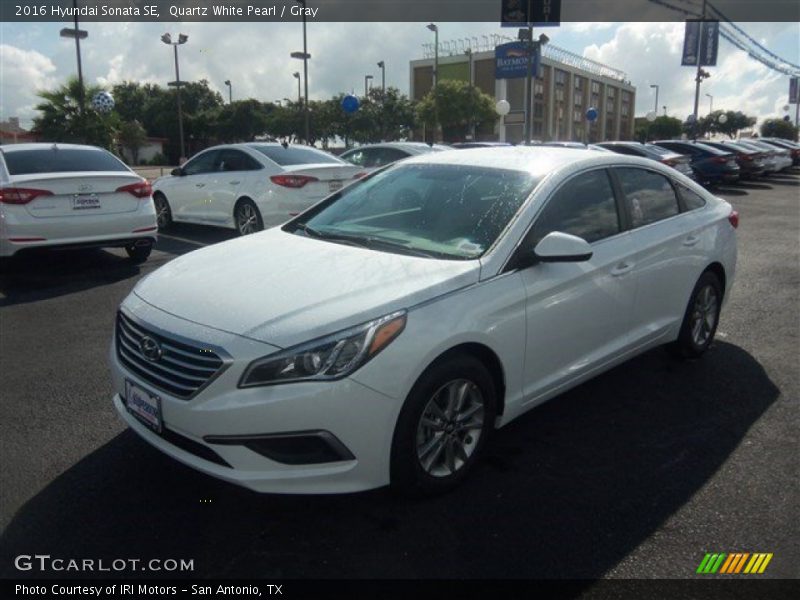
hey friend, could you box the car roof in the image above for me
[399,146,661,178]
[342,142,446,154]
[0,142,108,153]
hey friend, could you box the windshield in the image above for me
[251,144,343,166]
[287,163,537,260]
[3,147,130,175]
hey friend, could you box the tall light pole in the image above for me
[162,32,188,162]
[292,0,311,144]
[224,79,232,103]
[650,84,659,114]
[364,75,373,97]
[465,48,475,140]
[691,0,710,139]
[426,23,439,142]
[293,72,301,104]
[59,0,88,114]
[377,61,386,95]
[523,31,549,145]
[705,93,713,114]
[663,105,668,116]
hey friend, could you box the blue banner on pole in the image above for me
[681,20,719,66]
[790,77,799,104]
[495,41,539,79]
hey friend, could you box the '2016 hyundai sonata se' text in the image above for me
[109,147,737,495]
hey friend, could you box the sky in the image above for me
[1,20,798,130]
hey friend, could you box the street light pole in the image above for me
[650,84,659,114]
[465,48,475,140]
[162,33,189,162]
[692,0,709,139]
[427,23,439,142]
[295,0,310,144]
[705,93,713,114]
[377,61,386,95]
[364,75,373,97]
[293,72,301,104]
[59,0,88,114]
[225,79,232,103]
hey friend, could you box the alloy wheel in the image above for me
[236,203,259,235]
[690,284,718,347]
[415,379,485,478]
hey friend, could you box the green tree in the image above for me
[32,77,119,148]
[117,120,148,164]
[209,99,272,143]
[416,80,497,142]
[698,110,757,139]
[759,118,799,141]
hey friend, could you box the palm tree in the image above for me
[33,77,119,148]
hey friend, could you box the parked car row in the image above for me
[592,138,797,187]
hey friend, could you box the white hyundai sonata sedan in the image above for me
[0,143,157,261]
[109,147,737,495]
[151,142,361,235]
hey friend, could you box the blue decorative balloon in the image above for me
[341,95,360,114]
[586,107,598,122]
[91,91,115,113]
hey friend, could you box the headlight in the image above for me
[239,311,407,387]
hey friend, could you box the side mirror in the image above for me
[171,168,184,176]
[533,231,593,263]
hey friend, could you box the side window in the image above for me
[342,150,364,166]
[677,183,707,211]
[219,149,260,172]
[609,145,638,156]
[182,150,218,176]
[376,148,410,165]
[616,167,680,228]
[529,169,620,246]
[360,149,383,168]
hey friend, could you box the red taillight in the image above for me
[116,180,152,198]
[353,172,368,179]
[661,159,678,167]
[269,174,319,188]
[728,210,739,229]
[711,156,729,164]
[0,187,53,205]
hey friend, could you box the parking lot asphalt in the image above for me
[0,170,797,582]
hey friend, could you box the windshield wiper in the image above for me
[294,224,444,258]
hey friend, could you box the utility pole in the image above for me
[59,0,88,114]
[692,0,709,139]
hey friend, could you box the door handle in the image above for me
[610,262,634,277]
[229,181,241,185]
[195,183,206,188]
[683,235,700,247]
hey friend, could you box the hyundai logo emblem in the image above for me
[139,336,162,362]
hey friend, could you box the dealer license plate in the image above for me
[73,194,101,210]
[328,180,343,192]
[125,380,162,434]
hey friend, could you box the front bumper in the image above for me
[109,304,401,494]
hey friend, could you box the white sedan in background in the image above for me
[0,143,157,262]
[110,147,737,495]
[152,143,361,235]
[339,142,448,175]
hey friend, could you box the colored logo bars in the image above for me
[696,552,773,574]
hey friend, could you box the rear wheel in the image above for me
[669,271,722,358]
[391,354,496,496]
[125,241,153,264]
[234,199,263,236]
[153,193,172,230]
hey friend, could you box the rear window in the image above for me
[2,147,130,175]
[251,145,342,166]
[643,144,675,157]
[692,142,730,155]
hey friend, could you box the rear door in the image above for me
[610,166,704,342]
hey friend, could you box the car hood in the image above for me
[133,228,479,348]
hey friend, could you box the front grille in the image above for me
[116,311,226,399]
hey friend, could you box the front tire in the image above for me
[669,271,722,358]
[125,241,153,264]
[234,199,263,236]
[391,354,496,496]
[153,193,172,230]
